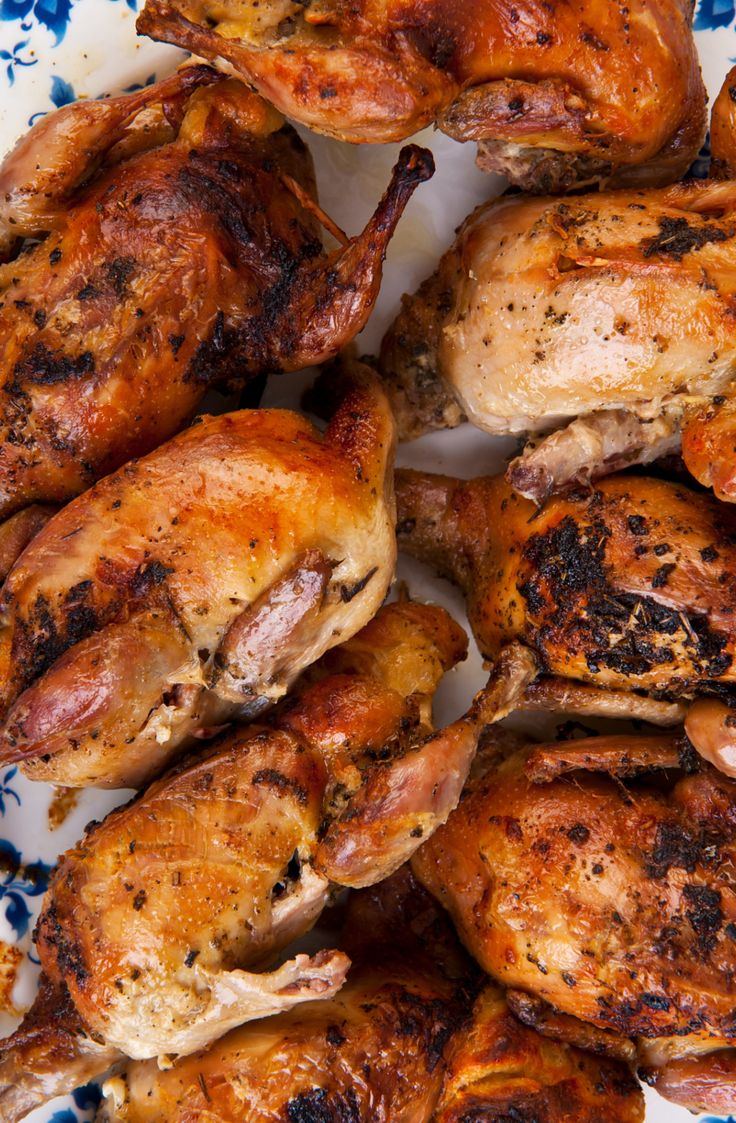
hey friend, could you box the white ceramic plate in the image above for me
[1,3,735,1120]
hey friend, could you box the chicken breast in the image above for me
[413,729,736,1113]
[0,362,396,788]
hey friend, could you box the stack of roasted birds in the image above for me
[2,1,736,1118]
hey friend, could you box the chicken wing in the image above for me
[396,467,736,772]
[0,362,398,789]
[0,67,431,523]
[0,600,527,1117]
[380,68,736,502]
[412,729,736,1113]
[95,868,643,1123]
[136,0,705,192]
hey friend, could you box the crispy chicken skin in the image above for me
[380,68,736,502]
[0,363,398,789]
[380,177,736,451]
[396,468,736,772]
[137,0,705,193]
[0,68,431,523]
[412,731,736,1113]
[0,602,529,1117]
[96,869,643,1123]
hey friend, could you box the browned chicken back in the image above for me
[0,362,397,789]
[96,869,644,1123]
[137,0,705,192]
[0,67,431,522]
[396,467,736,774]
[412,731,736,1113]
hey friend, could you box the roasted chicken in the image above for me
[412,728,736,1115]
[0,67,431,525]
[397,467,736,775]
[96,867,643,1122]
[380,67,736,502]
[0,362,400,789]
[137,0,705,193]
[0,601,529,1120]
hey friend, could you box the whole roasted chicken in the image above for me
[0,363,400,789]
[0,601,527,1121]
[381,67,736,502]
[137,0,705,192]
[397,467,736,776]
[96,868,644,1122]
[413,728,736,1115]
[0,66,431,525]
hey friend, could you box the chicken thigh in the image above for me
[0,66,431,522]
[412,729,736,1114]
[0,362,398,789]
[380,67,736,501]
[137,0,705,192]
[397,467,736,774]
[0,601,527,1119]
[96,868,643,1123]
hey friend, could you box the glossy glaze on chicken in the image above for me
[137,0,705,192]
[413,730,736,1114]
[0,601,531,1119]
[0,66,431,523]
[96,868,644,1122]
[380,67,736,502]
[0,363,398,788]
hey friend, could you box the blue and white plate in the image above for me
[1,2,736,1120]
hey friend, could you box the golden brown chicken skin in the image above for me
[396,467,736,773]
[96,868,643,1123]
[0,68,431,523]
[137,0,705,193]
[0,602,529,1118]
[412,731,736,1114]
[380,68,736,504]
[0,363,398,789]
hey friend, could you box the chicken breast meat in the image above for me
[0,65,431,527]
[96,867,643,1123]
[136,0,705,193]
[380,66,736,502]
[412,728,736,1115]
[396,467,736,776]
[0,601,531,1119]
[0,362,401,789]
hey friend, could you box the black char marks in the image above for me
[9,343,95,390]
[285,1087,360,1123]
[518,506,732,685]
[642,215,730,261]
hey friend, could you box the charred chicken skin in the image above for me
[96,867,643,1123]
[0,363,399,789]
[0,601,529,1119]
[396,467,736,776]
[412,730,736,1114]
[0,67,431,524]
[137,0,705,193]
[380,67,736,502]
